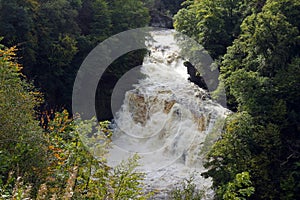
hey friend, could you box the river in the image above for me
[107,29,228,199]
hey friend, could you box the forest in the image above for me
[0,0,299,199]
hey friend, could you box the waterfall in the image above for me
[108,30,228,199]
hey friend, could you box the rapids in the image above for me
[108,30,228,199]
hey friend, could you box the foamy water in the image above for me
[108,30,228,199]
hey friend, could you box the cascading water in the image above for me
[108,30,228,199]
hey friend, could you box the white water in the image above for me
[108,30,228,199]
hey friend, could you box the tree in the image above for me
[222,172,255,200]
[77,0,111,41]
[0,0,39,73]
[203,113,283,199]
[0,43,47,193]
[38,112,153,199]
[174,0,261,59]
[201,0,300,198]
[32,0,80,108]
[0,0,151,115]
[109,0,150,34]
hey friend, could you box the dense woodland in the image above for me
[174,0,300,199]
[0,0,299,199]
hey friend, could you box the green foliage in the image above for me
[222,172,255,200]
[220,0,300,112]
[170,176,205,200]
[110,0,150,34]
[1,0,299,199]
[174,0,300,198]
[37,112,152,199]
[174,0,260,59]
[226,69,272,116]
[0,0,39,68]
[0,45,152,197]
[203,113,254,187]
[0,174,33,200]
[0,44,47,196]
[203,112,283,199]
[0,0,151,111]
[32,0,81,107]
[174,0,265,104]
[78,0,111,41]
[0,2,153,198]
[106,154,152,200]
[280,160,300,200]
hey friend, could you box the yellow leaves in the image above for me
[48,145,55,150]
[0,46,17,58]
[48,125,54,131]
[48,145,63,153]
[40,109,71,131]
[49,145,65,163]
[57,161,64,165]
[57,126,66,133]
[29,91,42,97]
[0,46,22,70]
[0,46,26,90]
[54,153,64,160]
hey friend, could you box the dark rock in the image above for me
[184,61,208,90]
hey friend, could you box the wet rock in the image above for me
[164,100,176,114]
[196,115,207,132]
[184,61,208,90]
[128,93,147,125]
